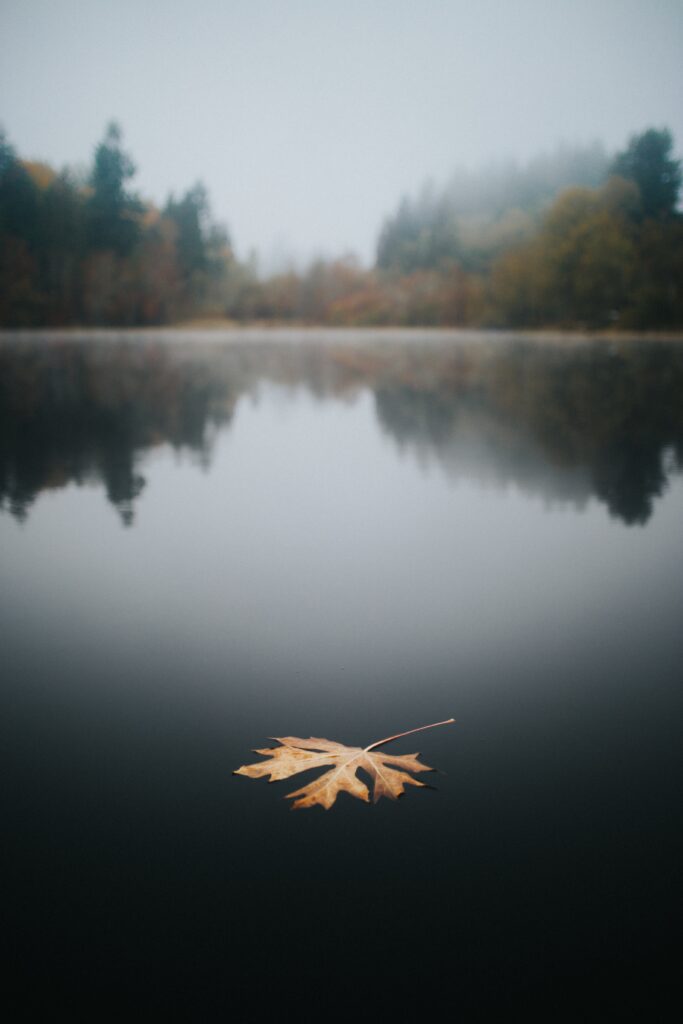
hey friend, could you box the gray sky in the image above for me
[1,0,682,267]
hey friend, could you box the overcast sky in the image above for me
[1,0,682,267]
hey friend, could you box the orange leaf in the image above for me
[234,719,455,810]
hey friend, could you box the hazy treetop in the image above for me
[1,0,681,265]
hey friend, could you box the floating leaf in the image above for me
[234,718,455,810]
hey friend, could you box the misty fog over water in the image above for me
[3,0,683,1014]
[2,330,681,1014]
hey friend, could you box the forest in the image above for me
[0,124,681,329]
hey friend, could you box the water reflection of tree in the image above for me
[0,342,236,525]
[1,337,682,526]
[371,340,683,524]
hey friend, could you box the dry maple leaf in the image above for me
[234,718,455,810]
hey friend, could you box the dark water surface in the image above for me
[2,331,682,1016]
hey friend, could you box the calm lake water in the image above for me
[2,330,682,1016]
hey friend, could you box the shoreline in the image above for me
[1,324,683,345]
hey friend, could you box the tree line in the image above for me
[0,122,232,326]
[1,125,681,328]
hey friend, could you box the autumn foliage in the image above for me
[1,125,681,329]
[235,720,455,810]
[0,123,233,326]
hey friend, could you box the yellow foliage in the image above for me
[21,161,55,189]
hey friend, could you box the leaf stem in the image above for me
[364,718,456,752]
